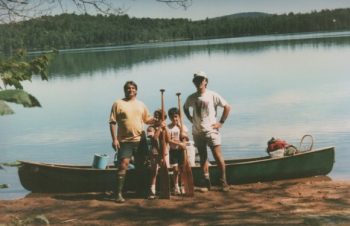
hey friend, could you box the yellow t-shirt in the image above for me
[109,98,151,142]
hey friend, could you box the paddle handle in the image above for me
[176,92,185,138]
[160,89,166,158]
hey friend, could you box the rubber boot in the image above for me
[115,174,126,203]
[220,173,229,192]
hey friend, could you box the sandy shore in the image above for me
[1,176,349,226]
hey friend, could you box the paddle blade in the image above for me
[158,161,170,199]
[181,150,194,197]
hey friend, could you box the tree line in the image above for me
[1,8,350,53]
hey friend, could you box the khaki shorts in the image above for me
[193,131,221,151]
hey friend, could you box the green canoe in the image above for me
[18,146,335,193]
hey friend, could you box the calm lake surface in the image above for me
[1,31,350,200]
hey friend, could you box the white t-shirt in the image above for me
[167,124,188,150]
[184,90,228,135]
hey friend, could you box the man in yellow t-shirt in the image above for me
[109,81,155,203]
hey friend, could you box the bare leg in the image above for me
[173,165,180,194]
[118,157,130,173]
[197,146,211,190]
[147,156,158,199]
[198,146,209,177]
[210,145,228,189]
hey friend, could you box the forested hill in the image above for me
[1,8,350,53]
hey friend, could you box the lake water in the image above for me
[1,31,350,200]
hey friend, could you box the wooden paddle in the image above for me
[159,89,170,199]
[176,92,194,197]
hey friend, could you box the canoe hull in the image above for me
[18,147,335,193]
[201,146,335,185]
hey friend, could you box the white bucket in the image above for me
[269,148,285,158]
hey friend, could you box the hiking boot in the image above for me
[219,177,229,192]
[203,177,211,191]
[197,177,211,192]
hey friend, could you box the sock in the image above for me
[150,184,156,194]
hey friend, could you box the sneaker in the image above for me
[147,192,157,200]
[174,188,181,196]
[220,184,230,192]
[197,187,209,192]
[115,193,125,203]
[180,186,185,195]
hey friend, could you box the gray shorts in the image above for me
[114,141,140,163]
[193,130,221,151]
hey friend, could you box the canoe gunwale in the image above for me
[19,146,335,170]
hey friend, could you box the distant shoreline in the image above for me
[2,8,350,54]
[27,30,350,55]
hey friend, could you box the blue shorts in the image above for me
[169,148,184,166]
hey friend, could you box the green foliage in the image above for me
[0,161,21,167]
[0,100,14,115]
[10,215,50,226]
[0,89,41,107]
[0,184,9,189]
[0,8,349,52]
[0,49,57,115]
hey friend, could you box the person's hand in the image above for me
[211,122,223,130]
[180,132,189,141]
[112,138,120,151]
[179,142,187,150]
[160,120,166,128]
[158,158,164,165]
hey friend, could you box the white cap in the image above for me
[193,71,208,79]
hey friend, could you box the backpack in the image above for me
[266,137,288,153]
[266,137,298,157]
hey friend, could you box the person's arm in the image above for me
[145,117,156,125]
[212,104,231,129]
[179,124,189,142]
[183,104,193,123]
[109,102,120,151]
[167,132,186,149]
[109,122,120,151]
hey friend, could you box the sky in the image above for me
[115,0,350,20]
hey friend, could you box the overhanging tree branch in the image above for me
[0,0,192,23]
[156,0,192,9]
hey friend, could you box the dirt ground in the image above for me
[1,176,349,226]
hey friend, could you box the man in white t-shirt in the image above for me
[184,71,231,192]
